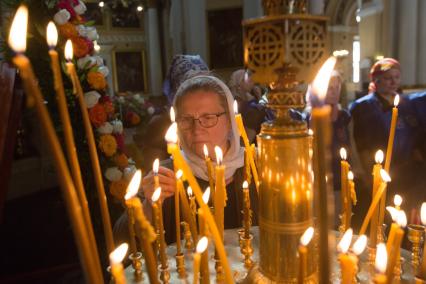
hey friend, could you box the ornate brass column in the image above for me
[243,1,328,282]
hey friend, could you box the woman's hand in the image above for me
[141,166,176,202]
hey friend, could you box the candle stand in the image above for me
[129,252,143,282]
[408,224,425,273]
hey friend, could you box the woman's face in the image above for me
[177,90,231,159]
[375,68,401,96]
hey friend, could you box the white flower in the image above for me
[98,66,109,77]
[74,1,87,15]
[76,25,87,37]
[97,122,113,134]
[112,120,123,134]
[93,56,104,66]
[77,55,96,69]
[86,27,99,41]
[117,97,125,104]
[53,9,71,25]
[147,106,155,115]
[84,91,101,108]
[105,167,123,182]
[123,165,137,181]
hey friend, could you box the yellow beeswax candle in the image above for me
[370,150,384,248]
[214,146,226,238]
[203,144,215,202]
[374,243,388,284]
[109,243,128,284]
[193,237,208,284]
[152,187,168,269]
[298,227,314,284]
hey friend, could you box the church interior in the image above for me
[0,0,426,283]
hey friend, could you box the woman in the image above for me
[115,75,258,244]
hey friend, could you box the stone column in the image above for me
[146,6,163,96]
[243,0,262,19]
[182,0,207,61]
[417,0,426,84]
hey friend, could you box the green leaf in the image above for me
[85,20,96,27]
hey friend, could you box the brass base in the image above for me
[175,253,186,279]
[243,264,318,284]
[159,265,170,284]
[129,252,143,282]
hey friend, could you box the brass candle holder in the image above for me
[175,253,187,279]
[181,222,193,250]
[240,234,254,269]
[408,224,425,272]
[129,252,143,282]
[159,265,170,284]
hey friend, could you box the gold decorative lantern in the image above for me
[243,1,329,282]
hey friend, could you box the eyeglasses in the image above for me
[177,112,227,130]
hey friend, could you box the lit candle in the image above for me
[234,100,259,192]
[198,188,211,283]
[214,146,226,238]
[175,171,198,242]
[359,169,392,235]
[370,150,384,248]
[193,237,208,284]
[175,170,183,254]
[310,56,337,283]
[203,144,215,202]
[165,123,233,283]
[188,186,197,218]
[374,243,388,284]
[419,203,426,279]
[153,158,160,189]
[64,39,115,253]
[386,210,406,281]
[338,229,357,284]
[352,235,368,276]
[346,171,356,229]
[298,227,314,284]
[394,194,402,211]
[124,170,158,283]
[9,7,103,283]
[340,147,350,230]
[151,187,168,270]
[242,180,251,239]
[109,243,128,284]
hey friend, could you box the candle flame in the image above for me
[153,158,159,174]
[421,203,426,225]
[311,56,337,102]
[375,243,387,274]
[393,194,402,207]
[242,181,249,189]
[203,144,209,158]
[124,170,142,200]
[337,228,353,253]
[233,100,238,114]
[176,169,183,179]
[347,171,354,181]
[202,187,210,204]
[386,206,399,222]
[308,129,314,136]
[64,40,73,61]
[379,169,391,182]
[352,235,367,256]
[109,243,129,265]
[8,5,28,53]
[339,147,347,160]
[187,186,193,197]
[165,123,178,144]
[170,107,175,122]
[300,227,314,246]
[375,150,384,164]
[394,94,400,107]
[215,146,223,165]
[196,236,208,253]
[46,21,58,48]
[152,187,161,202]
[396,210,407,228]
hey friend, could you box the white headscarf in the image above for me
[173,75,245,181]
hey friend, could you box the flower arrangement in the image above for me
[115,92,156,127]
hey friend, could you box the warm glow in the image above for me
[8,5,28,53]
[152,187,161,202]
[337,228,353,254]
[242,181,249,189]
[347,171,354,181]
[300,227,314,246]
[311,56,337,101]
[380,169,391,182]
[421,203,426,225]
[375,243,387,274]
[203,144,209,158]
[339,147,347,160]
[64,40,73,61]
[187,186,193,197]
[165,123,178,144]
[396,210,407,228]
[332,49,349,57]
[124,170,142,200]
[153,158,159,174]
[375,150,384,164]
[46,21,58,48]
[233,100,238,114]
[170,107,175,122]
[202,187,210,204]
[215,146,223,165]
[136,5,143,12]
[196,236,208,253]
[99,1,105,7]
[393,194,402,207]
[394,94,400,107]
[386,206,399,222]
[176,169,183,179]
[352,235,367,256]
[109,243,129,265]
[308,129,314,136]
